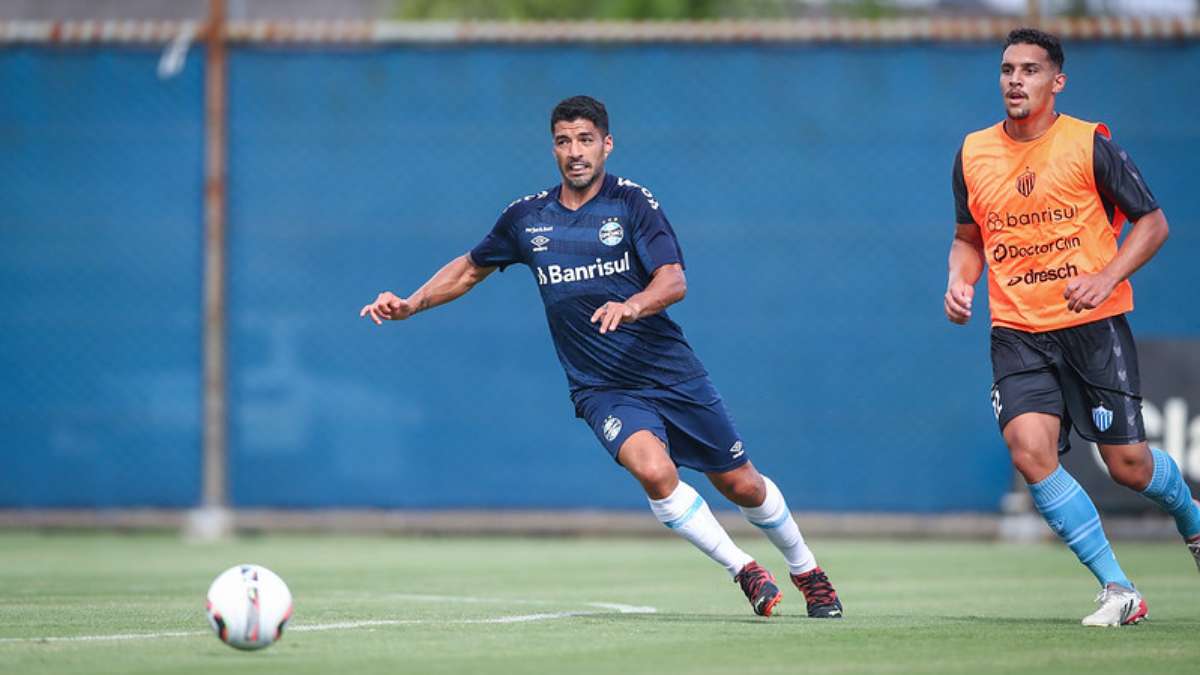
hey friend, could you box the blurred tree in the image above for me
[1064,0,1089,17]
[389,0,1197,19]
[388,0,954,20]
[392,0,722,20]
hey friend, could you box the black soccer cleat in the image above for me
[791,566,843,618]
[734,561,782,617]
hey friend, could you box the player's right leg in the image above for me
[571,388,777,616]
[1003,412,1145,626]
[992,327,1143,625]
[707,462,841,618]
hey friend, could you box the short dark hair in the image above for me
[551,95,609,136]
[1004,27,1064,70]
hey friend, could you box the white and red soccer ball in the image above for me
[205,564,293,650]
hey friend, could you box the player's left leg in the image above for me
[707,461,842,618]
[1058,315,1200,570]
[1100,441,1200,571]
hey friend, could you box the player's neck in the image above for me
[1003,110,1060,143]
[558,171,607,211]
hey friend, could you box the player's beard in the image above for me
[562,164,600,191]
[1006,105,1031,120]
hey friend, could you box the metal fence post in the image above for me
[186,0,232,540]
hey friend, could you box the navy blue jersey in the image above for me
[469,173,707,391]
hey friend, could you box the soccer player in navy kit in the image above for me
[360,96,842,618]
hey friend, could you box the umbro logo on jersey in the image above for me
[1016,168,1036,197]
[531,235,550,252]
[729,441,744,459]
[503,190,549,213]
[616,177,660,210]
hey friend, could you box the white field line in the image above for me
[0,630,205,644]
[0,600,655,644]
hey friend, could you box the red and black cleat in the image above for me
[791,566,843,618]
[735,561,782,617]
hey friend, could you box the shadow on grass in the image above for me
[577,612,833,625]
[577,611,1200,629]
[933,615,1200,628]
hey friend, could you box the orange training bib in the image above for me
[960,114,1132,332]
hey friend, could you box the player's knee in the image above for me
[1007,443,1057,483]
[618,439,678,498]
[1103,452,1152,491]
[633,463,678,499]
[729,481,764,507]
[710,469,764,507]
[1004,420,1059,479]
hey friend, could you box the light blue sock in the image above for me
[1140,448,1200,539]
[1029,466,1131,588]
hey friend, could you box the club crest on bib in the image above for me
[1092,404,1113,433]
[1015,168,1036,198]
[599,218,624,246]
[602,415,623,442]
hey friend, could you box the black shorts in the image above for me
[990,314,1145,453]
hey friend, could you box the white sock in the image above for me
[648,481,754,578]
[739,476,817,575]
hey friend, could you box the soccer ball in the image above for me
[205,564,294,650]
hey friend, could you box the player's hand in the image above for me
[359,291,416,325]
[944,281,974,325]
[590,301,640,335]
[1063,272,1118,313]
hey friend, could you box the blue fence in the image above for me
[3,42,1198,511]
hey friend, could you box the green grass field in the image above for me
[1,532,1198,675]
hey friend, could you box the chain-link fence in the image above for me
[2,20,1198,513]
[0,45,205,506]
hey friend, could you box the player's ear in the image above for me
[1052,71,1066,94]
[604,134,613,157]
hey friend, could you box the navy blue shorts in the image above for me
[571,375,748,474]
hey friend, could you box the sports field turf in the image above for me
[1,532,1197,674]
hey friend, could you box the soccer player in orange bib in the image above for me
[945,28,1200,626]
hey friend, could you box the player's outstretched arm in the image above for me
[1064,209,1168,313]
[946,223,984,325]
[591,263,686,335]
[359,254,495,325]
